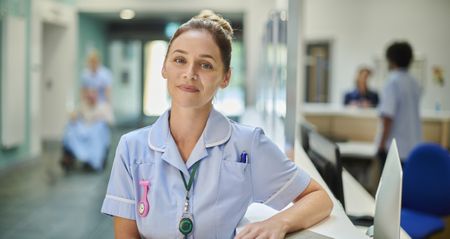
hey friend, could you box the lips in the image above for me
[178,84,199,93]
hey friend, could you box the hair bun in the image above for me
[194,9,233,39]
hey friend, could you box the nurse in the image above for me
[101,10,332,239]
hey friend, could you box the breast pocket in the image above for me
[215,159,252,238]
[134,161,155,181]
[218,159,251,210]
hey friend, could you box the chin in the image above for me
[172,99,212,111]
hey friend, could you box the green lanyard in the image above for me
[179,161,201,196]
[178,161,201,238]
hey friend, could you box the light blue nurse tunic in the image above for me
[81,65,112,103]
[101,108,311,239]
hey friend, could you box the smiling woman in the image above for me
[101,10,332,239]
[162,29,230,110]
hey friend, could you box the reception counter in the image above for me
[301,103,450,148]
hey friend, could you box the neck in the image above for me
[169,104,212,162]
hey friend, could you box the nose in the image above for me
[184,63,198,80]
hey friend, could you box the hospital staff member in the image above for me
[377,41,422,168]
[81,51,112,104]
[101,10,332,239]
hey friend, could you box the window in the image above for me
[143,40,170,116]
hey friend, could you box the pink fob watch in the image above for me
[138,180,150,217]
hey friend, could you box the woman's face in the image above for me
[162,29,230,110]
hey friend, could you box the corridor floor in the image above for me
[0,127,131,239]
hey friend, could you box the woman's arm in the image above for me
[235,179,333,239]
[114,216,140,239]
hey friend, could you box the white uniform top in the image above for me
[101,108,311,238]
[377,69,422,159]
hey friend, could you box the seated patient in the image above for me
[344,67,379,108]
[60,89,114,171]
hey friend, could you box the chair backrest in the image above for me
[402,143,450,216]
[307,131,345,209]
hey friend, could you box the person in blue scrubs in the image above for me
[101,10,332,239]
[377,41,422,168]
[344,67,379,108]
[81,51,112,104]
[60,52,114,171]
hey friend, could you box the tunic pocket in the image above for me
[216,159,252,238]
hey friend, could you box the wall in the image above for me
[109,40,142,124]
[304,0,450,111]
[77,12,108,102]
[0,0,77,170]
[0,0,31,169]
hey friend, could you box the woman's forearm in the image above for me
[270,180,333,233]
[114,217,140,239]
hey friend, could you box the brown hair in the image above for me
[166,10,234,72]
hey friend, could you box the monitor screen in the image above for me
[307,131,345,209]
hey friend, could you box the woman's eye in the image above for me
[174,58,185,64]
[201,63,213,70]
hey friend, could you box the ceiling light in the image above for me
[120,9,135,20]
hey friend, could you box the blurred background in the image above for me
[0,0,449,238]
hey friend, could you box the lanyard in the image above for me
[178,161,201,238]
[179,160,201,196]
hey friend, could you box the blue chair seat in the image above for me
[401,208,445,239]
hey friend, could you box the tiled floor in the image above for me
[0,127,131,239]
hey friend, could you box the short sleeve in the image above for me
[101,136,136,220]
[379,81,397,117]
[250,128,311,210]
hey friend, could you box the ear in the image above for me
[161,65,167,79]
[219,69,231,89]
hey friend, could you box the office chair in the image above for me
[401,143,450,239]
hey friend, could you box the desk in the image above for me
[296,142,410,238]
[239,140,368,238]
[302,104,450,148]
[239,109,410,238]
[337,141,376,159]
[239,141,411,238]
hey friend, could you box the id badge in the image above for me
[179,212,194,237]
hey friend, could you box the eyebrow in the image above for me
[172,49,217,63]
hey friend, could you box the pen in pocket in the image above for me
[240,151,249,163]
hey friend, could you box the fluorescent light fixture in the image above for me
[120,9,135,20]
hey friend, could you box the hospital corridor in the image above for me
[1,0,450,239]
[0,127,129,238]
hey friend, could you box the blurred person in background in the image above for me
[81,50,112,105]
[101,10,332,239]
[376,41,422,169]
[60,88,114,171]
[344,66,379,108]
[60,51,115,172]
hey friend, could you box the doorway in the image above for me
[41,22,68,141]
[305,41,331,103]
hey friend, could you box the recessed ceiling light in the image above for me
[120,9,135,20]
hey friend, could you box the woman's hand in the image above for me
[234,218,288,239]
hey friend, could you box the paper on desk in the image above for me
[236,203,334,238]
[236,203,279,233]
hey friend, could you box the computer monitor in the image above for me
[307,131,345,209]
[300,121,316,152]
[368,139,403,239]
